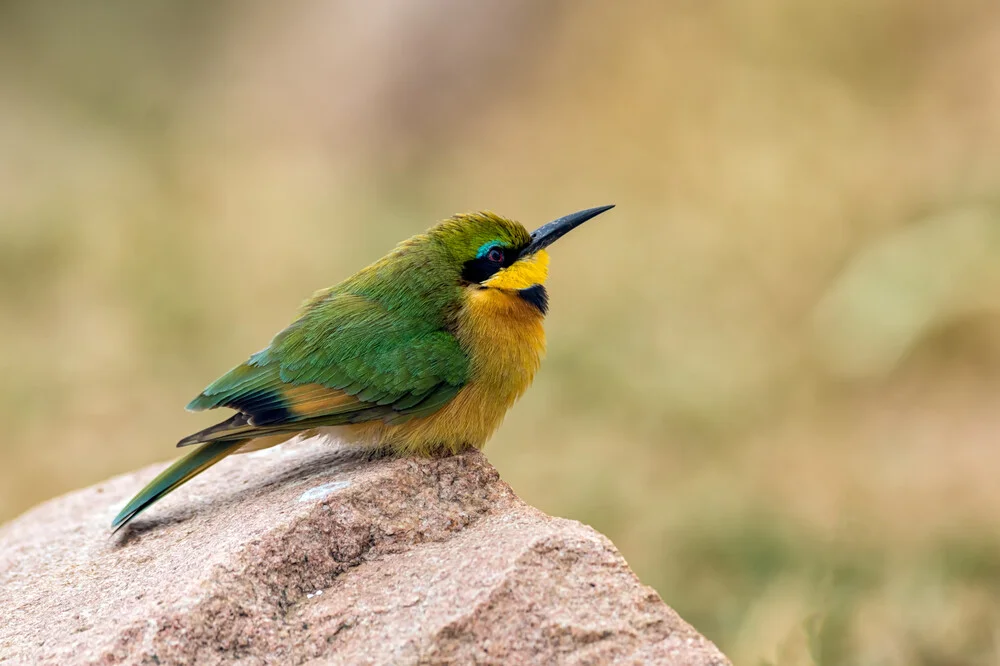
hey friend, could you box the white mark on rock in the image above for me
[306,590,324,599]
[298,481,351,502]
[246,447,285,459]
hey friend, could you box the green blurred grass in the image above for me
[4,2,1000,664]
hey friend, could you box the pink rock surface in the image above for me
[0,437,730,665]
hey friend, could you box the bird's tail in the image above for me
[111,439,248,532]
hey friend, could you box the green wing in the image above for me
[179,292,469,446]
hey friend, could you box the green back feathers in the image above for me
[183,212,531,440]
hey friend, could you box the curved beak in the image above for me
[523,205,615,255]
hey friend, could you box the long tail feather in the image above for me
[111,439,248,532]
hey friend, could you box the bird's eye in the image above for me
[486,247,504,264]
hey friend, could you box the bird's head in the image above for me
[428,205,614,314]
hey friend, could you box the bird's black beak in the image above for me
[524,205,615,255]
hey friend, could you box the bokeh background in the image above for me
[3,1,1000,663]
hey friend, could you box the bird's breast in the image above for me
[336,286,546,455]
[425,286,546,449]
[457,286,547,397]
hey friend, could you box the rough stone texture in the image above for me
[0,437,730,665]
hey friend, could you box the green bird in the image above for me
[113,205,614,531]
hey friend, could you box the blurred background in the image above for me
[3,1,1000,663]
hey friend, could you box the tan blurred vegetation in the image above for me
[4,1,1000,663]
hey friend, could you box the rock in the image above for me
[0,437,730,665]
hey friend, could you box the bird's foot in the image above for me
[363,446,394,462]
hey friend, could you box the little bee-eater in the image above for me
[113,205,614,530]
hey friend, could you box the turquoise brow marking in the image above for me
[476,241,504,259]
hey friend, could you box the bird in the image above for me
[112,205,614,531]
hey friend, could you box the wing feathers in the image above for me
[178,292,470,447]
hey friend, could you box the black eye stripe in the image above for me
[461,245,522,283]
[501,247,519,267]
[461,257,499,283]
